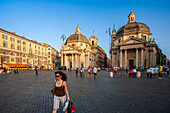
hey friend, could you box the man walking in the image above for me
[93,66,98,79]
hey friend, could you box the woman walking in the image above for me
[53,71,70,113]
[87,66,92,79]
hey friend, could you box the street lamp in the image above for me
[60,34,66,66]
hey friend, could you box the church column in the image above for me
[61,53,63,66]
[136,48,138,67]
[87,53,89,68]
[75,53,77,68]
[65,54,67,68]
[141,48,143,66]
[72,53,74,69]
[120,50,122,67]
[125,49,127,68]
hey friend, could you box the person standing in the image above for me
[113,66,118,77]
[126,66,129,76]
[147,67,151,78]
[75,68,78,77]
[93,66,98,79]
[35,67,38,75]
[87,66,92,79]
[133,68,137,78]
[52,71,70,113]
[80,68,82,77]
[82,67,85,76]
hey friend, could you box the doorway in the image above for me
[129,60,134,67]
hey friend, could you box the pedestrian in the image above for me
[14,67,16,74]
[113,66,118,77]
[129,67,133,78]
[93,66,98,79]
[16,68,18,74]
[87,66,92,79]
[147,67,151,78]
[80,68,82,77]
[158,65,163,79]
[82,67,85,76]
[35,67,38,75]
[132,67,137,78]
[3,67,7,74]
[167,67,169,76]
[142,65,144,72]
[52,71,70,113]
[126,66,129,76]
[75,68,78,77]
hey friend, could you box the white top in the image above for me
[147,69,151,73]
[93,67,98,73]
[133,69,137,73]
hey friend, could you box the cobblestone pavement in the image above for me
[0,70,170,113]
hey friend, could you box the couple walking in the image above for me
[87,66,98,79]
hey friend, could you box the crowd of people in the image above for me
[109,65,170,79]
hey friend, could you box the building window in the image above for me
[17,39,21,44]
[23,59,26,63]
[45,49,46,51]
[23,47,26,52]
[35,45,36,48]
[39,47,40,49]
[23,41,26,45]
[3,42,7,47]
[10,37,15,42]
[48,52,50,54]
[30,44,31,47]
[92,41,94,45]
[35,50,37,54]
[143,36,146,40]
[42,52,44,55]
[18,59,21,63]
[72,44,75,46]
[11,58,14,62]
[38,51,40,55]
[45,53,46,56]
[17,46,21,50]
[48,60,50,63]
[11,44,15,49]
[29,49,32,54]
[48,48,50,50]
[48,56,50,58]
[42,48,43,50]
[3,34,7,39]
[3,57,7,61]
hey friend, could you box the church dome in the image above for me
[66,26,90,44]
[116,22,151,37]
[116,11,151,37]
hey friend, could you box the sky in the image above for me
[0,0,170,59]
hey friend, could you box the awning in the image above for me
[3,63,30,68]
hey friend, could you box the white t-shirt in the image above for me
[93,67,98,73]
[133,69,137,73]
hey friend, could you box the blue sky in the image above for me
[0,0,170,59]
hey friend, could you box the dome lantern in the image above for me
[128,10,136,23]
[75,25,81,34]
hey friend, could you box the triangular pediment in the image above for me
[119,37,145,45]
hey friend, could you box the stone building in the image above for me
[110,11,167,68]
[60,26,107,70]
[0,28,59,69]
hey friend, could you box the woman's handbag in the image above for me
[67,101,75,113]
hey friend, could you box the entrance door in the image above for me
[129,60,134,67]
[70,62,72,68]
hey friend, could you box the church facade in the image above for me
[60,26,107,70]
[110,11,167,68]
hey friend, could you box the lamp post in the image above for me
[106,27,111,68]
[60,34,66,66]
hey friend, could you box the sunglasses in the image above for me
[55,75,61,77]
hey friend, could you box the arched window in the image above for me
[92,41,94,45]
